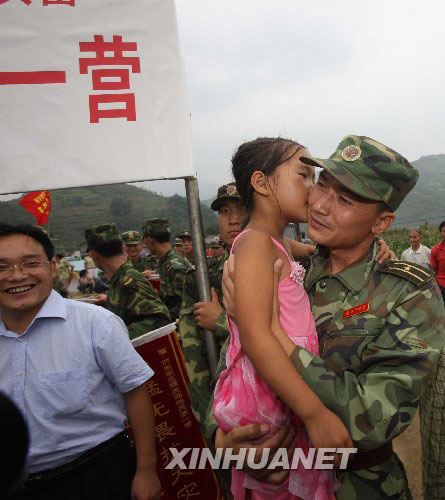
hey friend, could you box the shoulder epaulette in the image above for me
[377,260,433,287]
[123,276,134,287]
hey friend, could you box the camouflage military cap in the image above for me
[142,218,170,237]
[121,230,142,245]
[210,182,241,211]
[301,135,418,211]
[177,230,192,239]
[209,236,224,248]
[85,223,121,249]
[174,238,183,246]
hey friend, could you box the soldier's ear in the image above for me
[372,210,394,235]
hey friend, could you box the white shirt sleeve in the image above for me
[93,313,154,393]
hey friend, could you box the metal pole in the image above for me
[185,177,219,378]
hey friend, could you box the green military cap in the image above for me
[121,230,142,245]
[177,230,192,239]
[85,223,121,249]
[209,236,224,248]
[174,237,183,246]
[143,218,170,237]
[301,135,418,211]
[210,182,241,211]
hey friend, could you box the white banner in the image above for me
[0,0,194,194]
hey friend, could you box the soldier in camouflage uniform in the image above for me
[85,223,170,340]
[207,136,445,499]
[143,219,192,322]
[208,236,225,258]
[178,183,244,431]
[174,237,184,256]
[177,229,194,263]
[121,230,158,275]
[55,253,73,289]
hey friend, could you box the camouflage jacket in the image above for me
[131,255,159,273]
[289,242,445,498]
[56,260,73,282]
[206,242,445,499]
[52,275,68,298]
[106,261,171,340]
[178,249,229,431]
[159,249,192,321]
[419,346,445,499]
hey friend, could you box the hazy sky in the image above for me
[2,1,444,202]
[146,0,445,199]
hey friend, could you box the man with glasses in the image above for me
[0,224,160,500]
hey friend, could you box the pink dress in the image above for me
[213,231,338,500]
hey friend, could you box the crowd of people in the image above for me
[1,134,444,500]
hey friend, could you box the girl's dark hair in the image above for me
[232,137,305,214]
[439,221,445,232]
[0,223,55,260]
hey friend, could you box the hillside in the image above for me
[0,184,218,254]
[393,154,445,227]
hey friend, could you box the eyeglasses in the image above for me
[0,260,52,277]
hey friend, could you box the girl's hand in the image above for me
[375,237,396,263]
[304,407,354,468]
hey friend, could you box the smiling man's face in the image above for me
[0,234,56,318]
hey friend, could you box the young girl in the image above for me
[213,138,352,499]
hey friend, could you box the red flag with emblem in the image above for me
[18,191,51,226]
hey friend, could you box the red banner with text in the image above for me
[132,324,223,500]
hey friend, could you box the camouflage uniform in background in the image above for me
[143,219,192,322]
[177,229,194,265]
[53,275,68,298]
[178,246,229,430]
[179,183,241,432]
[85,223,171,340]
[174,237,183,255]
[56,259,73,289]
[121,230,159,272]
[206,136,445,499]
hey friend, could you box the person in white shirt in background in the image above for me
[400,227,431,269]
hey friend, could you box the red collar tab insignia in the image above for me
[341,145,361,162]
[342,302,369,319]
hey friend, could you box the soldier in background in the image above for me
[174,237,184,256]
[55,253,74,290]
[178,182,244,432]
[121,230,158,277]
[143,219,191,322]
[177,230,194,263]
[208,236,225,258]
[85,223,170,340]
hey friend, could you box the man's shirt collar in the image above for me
[305,241,378,295]
[0,289,67,337]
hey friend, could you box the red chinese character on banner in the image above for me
[79,35,140,123]
[0,0,31,5]
[43,0,75,5]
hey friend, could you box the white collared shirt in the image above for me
[400,244,431,270]
[0,290,153,472]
